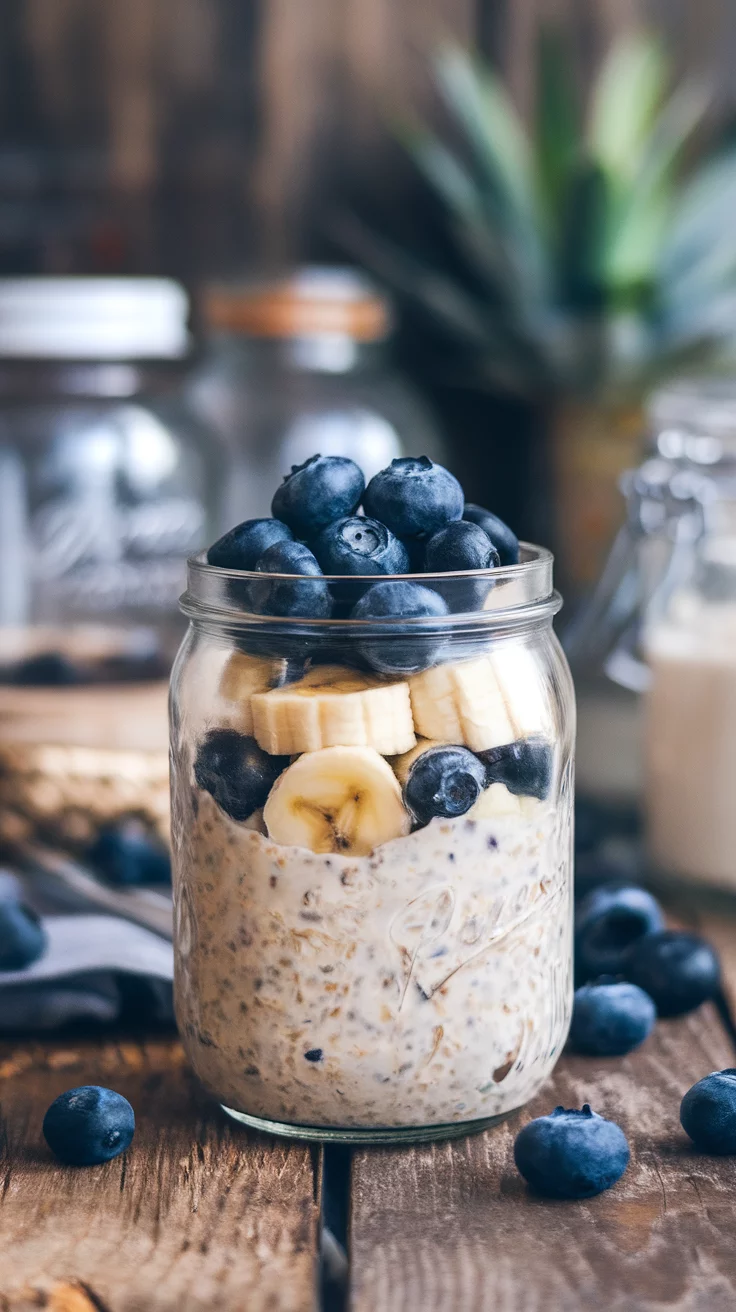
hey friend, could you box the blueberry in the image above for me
[88,821,171,886]
[272,455,364,537]
[575,883,664,982]
[624,930,720,1018]
[424,520,499,573]
[250,541,333,619]
[312,516,409,579]
[513,1104,629,1199]
[9,651,81,686]
[43,1085,135,1166]
[304,1048,323,1063]
[423,520,500,611]
[350,581,449,675]
[194,729,288,822]
[478,737,553,801]
[462,504,520,566]
[363,457,464,538]
[680,1069,736,1153]
[207,518,293,570]
[404,746,486,827]
[569,979,656,1056]
[0,899,47,970]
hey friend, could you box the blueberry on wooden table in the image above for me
[514,1104,630,1199]
[680,1070,736,1153]
[624,930,720,1018]
[569,978,656,1056]
[0,898,47,970]
[574,883,664,982]
[363,456,464,538]
[43,1086,135,1166]
[271,454,365,537]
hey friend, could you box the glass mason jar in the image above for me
[170,548,574,1144]
[566,379,736,890]
[0,278,223,854]
[187,267,447,528]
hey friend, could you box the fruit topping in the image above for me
[263,745,411,855]
[350,580,449,675]
[312,515,410,577]
[423,520,500,573]
[251,664,415,756]
[194,728,288,822]
[680,1069,736,1153]
[271,455,365,537]
[569,978,656,1056]
[513,1104,630,1199]
[462,504,520,565]
[478,737,553,800]
[363,456,464,538]
[250,541,333,619]
[623,929,720,1017]
[574,883,664,982]
[207,517,293,570]
[401,744,487,826]
[43,1086,135,1166]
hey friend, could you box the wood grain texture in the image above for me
[0,1036,321,1312]
[350,1005,736,1312]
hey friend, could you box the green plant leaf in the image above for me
[432,46,549,299]
[601,81,709,296]
[535,26,579,226]
[588,30,668,184]
[659,150,736,285]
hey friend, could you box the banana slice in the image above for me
[467,782,522,819]
[252,664,415,756]
[490,644,552,738]
[263,745,411,855]
[218,651,296,736]
[408,655,515,752]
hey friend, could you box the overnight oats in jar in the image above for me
[170,456,575,1143]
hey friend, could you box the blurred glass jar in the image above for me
[567,379,736,889]
[0,278,222,855]
[187,267,446,526]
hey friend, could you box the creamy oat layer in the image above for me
[173,789,572,1129]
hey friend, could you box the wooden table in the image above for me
[1,898,735,1311]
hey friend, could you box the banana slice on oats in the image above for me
[252,664,415,756]
[263,745,411,855]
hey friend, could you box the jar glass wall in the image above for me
[170,548,574,1144]
[170,550,575,1143]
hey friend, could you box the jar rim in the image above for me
[181,543,560,635]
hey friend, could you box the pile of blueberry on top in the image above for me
[515,835,732,1201]
[206,454,519,622]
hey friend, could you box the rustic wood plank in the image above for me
[0,1035,321,1311]
[350,1005,736,1311]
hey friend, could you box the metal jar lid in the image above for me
[0,278,190,360]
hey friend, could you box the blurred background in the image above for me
[4,0,736,1025]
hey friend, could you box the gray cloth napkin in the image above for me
[0,863,174,1031]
